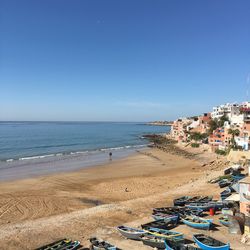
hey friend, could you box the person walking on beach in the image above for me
[109,152,112,161]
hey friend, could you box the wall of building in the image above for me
[227,150,250,163]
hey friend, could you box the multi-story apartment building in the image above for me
[208,127,232,151]
[171,118,191,142]
[187,113,211,134]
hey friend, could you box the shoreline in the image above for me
[0,145,147,182]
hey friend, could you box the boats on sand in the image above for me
[165,238,201,250]
[193,234,230,250]
[152,213,179,224]
[90,237,117,250]
[141,219,170,230]
[144,227,184,240]
[117,225,145,240]
[153,206,203,216]
[185,203,212,211]
[181,216,212,230]
[220,189,231,200]
[35,239,80,250]
[140,234,166,249]
[218,179,232,188]
[186,202,224,211]
[173,196,192,206]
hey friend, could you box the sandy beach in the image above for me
[0,146,247,249]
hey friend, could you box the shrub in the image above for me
[191,143,200,148]
[215,149,227,155]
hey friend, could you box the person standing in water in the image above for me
[109,152,112,161]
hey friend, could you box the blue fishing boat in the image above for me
[144,227,184,240]
[182,216,212,230]
[193,234,230,250]
[165,238,201,250]
[232,174,245,181]
[220,189,231,200]
[185,203,211,211]
[219,217,229,227]
[152,213,179,224]
[173,196,192,206]
[218,179,232,188]
[208,201,225,210]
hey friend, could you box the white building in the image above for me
[186,119,200,131]
[211,103,240,119]
[211,103,244,126]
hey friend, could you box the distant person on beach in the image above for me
[109,152,112,161]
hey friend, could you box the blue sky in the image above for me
[1,0,250,121]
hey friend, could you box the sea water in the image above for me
[0,122,170,180]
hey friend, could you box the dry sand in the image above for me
[0,147,247,249]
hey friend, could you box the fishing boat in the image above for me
[90,238,117,250]
[193,234,230,250]
[198,196,213,203]
[153,206,203,217]
[117,225,145,240]
[185,208,204,217]
[35,239,73,250]
[219,217,230,227]
[220,189,231,200]
[140,234,166,249]
[185,196,203,204]
[186,201,225,211]
[218,179,232,188]
[181,216,212,230]
[141,219,169,229]
[185,203,211,211]
[173,196,192,206]
[153,206,181,214]
[144,227,184,240]
[232,174,245,181]
[60,241,80,250]
[165,238,201,250]
[152,213,179,224]
[208,201,225,210]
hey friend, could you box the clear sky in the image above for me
[1,0,250,121]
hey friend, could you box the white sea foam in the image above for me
[4,144,148,163]
[18,154,55,161]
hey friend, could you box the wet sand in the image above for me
[0,147,247,249]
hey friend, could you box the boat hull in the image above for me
[117,226,145,240]
[141,236,165,249]
[182,218,211,230]
[145,227,183,240]
[193,234,230,250]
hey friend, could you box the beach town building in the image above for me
[171,118,192,142]
[187,113,211,134]
[211,103,241,120]
[241,102,250,131]
[208,127,232,151]
[170,101,250,151]
[234,136,249,150]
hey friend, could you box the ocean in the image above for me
[0,122,170,180]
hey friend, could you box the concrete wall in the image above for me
[227,150,250,163]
